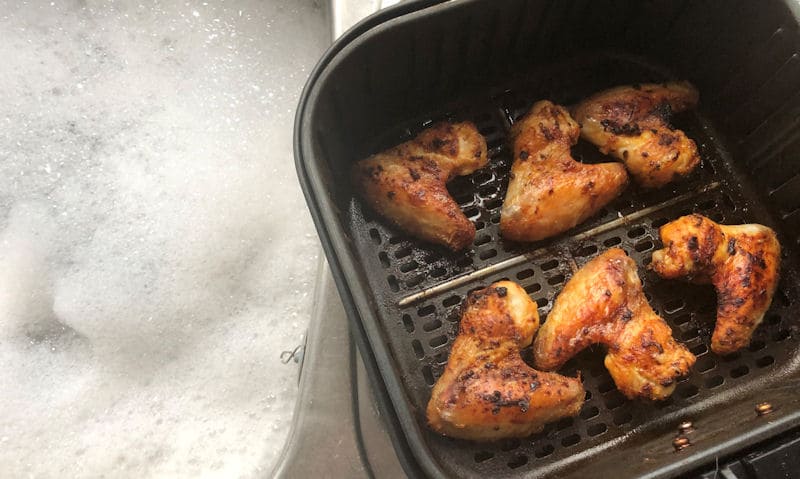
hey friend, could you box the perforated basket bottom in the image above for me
[345,54,800,478]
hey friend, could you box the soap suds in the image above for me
[0,1,327,476]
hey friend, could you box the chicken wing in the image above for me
[500,101,628,242]
[533,248,695,400]
[352,122,488,251]
[650,214,781,355]
[572,82,701,188]
[427,281,585,440]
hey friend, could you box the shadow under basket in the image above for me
[295,1,800,477]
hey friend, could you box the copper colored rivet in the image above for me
[673,436,691,451]
[756,402,773,416]
[678,421,694,434]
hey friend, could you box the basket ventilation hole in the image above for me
[429,335,447,348]
[696,357,716,373]
[613,410,633,425]
[525,283,542,294]
[689,343,708,356]
[500,438,521,451]
[379,252,390,268]
[406,274,425,288]
[479,249,498,260]
[627,226,646,238]
[635,239,654,252]
[485,197,502,210]
[604,392,626,410]
[507,455,528,469]
[516,269,535,280]
[663,298,685,314]
[756,356,775,368]
[369,228,381,245]
[475,235,492,246]
[402,314,414,333]
[411,340,424,359]
[473,451,493,463]
[773,329,791,342]
[400,261,419,273]
[674,313,692,326]
[678,383,699,398]
[604,236,622,247]
[730,365,749,378]
[587,423,607,437]
[443,295,461,308]
[534,444,554,458]
[421,365,435,386]
[705,375,724,389]
[561,434,581,447]
[541,259,558,271]
[423,319,442,333]
[580,406,599,420]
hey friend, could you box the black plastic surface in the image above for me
[692,428,800,479]
[295,1,800,477]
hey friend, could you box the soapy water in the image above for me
[0,0,327,476]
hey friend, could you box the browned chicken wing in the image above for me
[533,249,695,400]
[427,281,585,440]
[352,122,488,251]
[573,82,701,188]
[500,101,628,242]
[650,214,781,355]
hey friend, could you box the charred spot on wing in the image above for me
[687,236,699,251]
[658,133,677,146]
[727,238,737,256]
[621,309,634,323]
[652,101,673,122]
[459,370,476,382]
[538,122,557,141]
[600,119,642,136]
[495,286,508,297]
[519,150,529,160]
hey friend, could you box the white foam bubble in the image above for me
[0,1,327,476]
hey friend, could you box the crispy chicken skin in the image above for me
[650,214,781,355]
[352,122,488,251]
[500,101,628,242]
[533,249,695,400]
[573,81,701,188]
[427,281,585,440]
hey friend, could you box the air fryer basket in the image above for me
[295,1,800,477]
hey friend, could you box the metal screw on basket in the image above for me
[678,421,694,434]
[755,402,774,416]
[673,436,691,451]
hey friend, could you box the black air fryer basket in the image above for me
[295,1,800,477]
